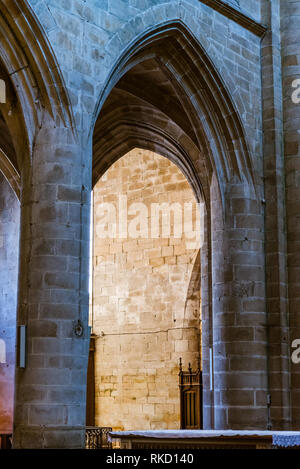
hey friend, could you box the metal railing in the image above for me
[85,427,112,449]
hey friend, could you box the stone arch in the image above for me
[0,148,20,200]
[92,19,257,202]
[0,0,75,165]
[93,118,207,205]
[92,18,267,430]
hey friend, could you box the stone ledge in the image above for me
[200,0,267,37]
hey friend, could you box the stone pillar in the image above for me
[200,203,213,429]
[0,173,20,434]
[213,179,269,430]
[261,0,291,430]
[281,0,300,429]
[13,122,91,448]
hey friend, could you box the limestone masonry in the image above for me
[0,0,299,449]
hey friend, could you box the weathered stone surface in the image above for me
[281,0,300,430]
[0,0,298,449]
[92,149,201,430]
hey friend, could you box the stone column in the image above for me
[260,0,291,430]
[212,179,269,430]
[13,122,92,448]
[281,0,300,429]
[201,203,213,429]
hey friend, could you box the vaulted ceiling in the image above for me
[92,57,203,192]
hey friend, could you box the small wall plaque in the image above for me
[19,325,26,369]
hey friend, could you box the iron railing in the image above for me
[85,427,112,449]
[1,430,112,449]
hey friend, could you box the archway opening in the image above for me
[90,22,257,433]
[89,148,203,431]
[90,27,216,432]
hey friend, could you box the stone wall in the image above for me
[92,149,201,430]
[281,0,300,429]
[0,172,20,433]
[12,0,268,440]
[239,0,262,22]
[1,0,299,447]
[27,0,264,163]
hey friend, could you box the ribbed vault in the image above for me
[93,86,208,203]
[92,22,255,207]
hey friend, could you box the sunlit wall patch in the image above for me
[0,338,6,364]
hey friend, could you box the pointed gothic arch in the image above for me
[92,21,258,204]
[91,19,266,430]
[0,0,75,167]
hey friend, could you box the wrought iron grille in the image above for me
[85,427,112,449]
[179,358,203,429]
